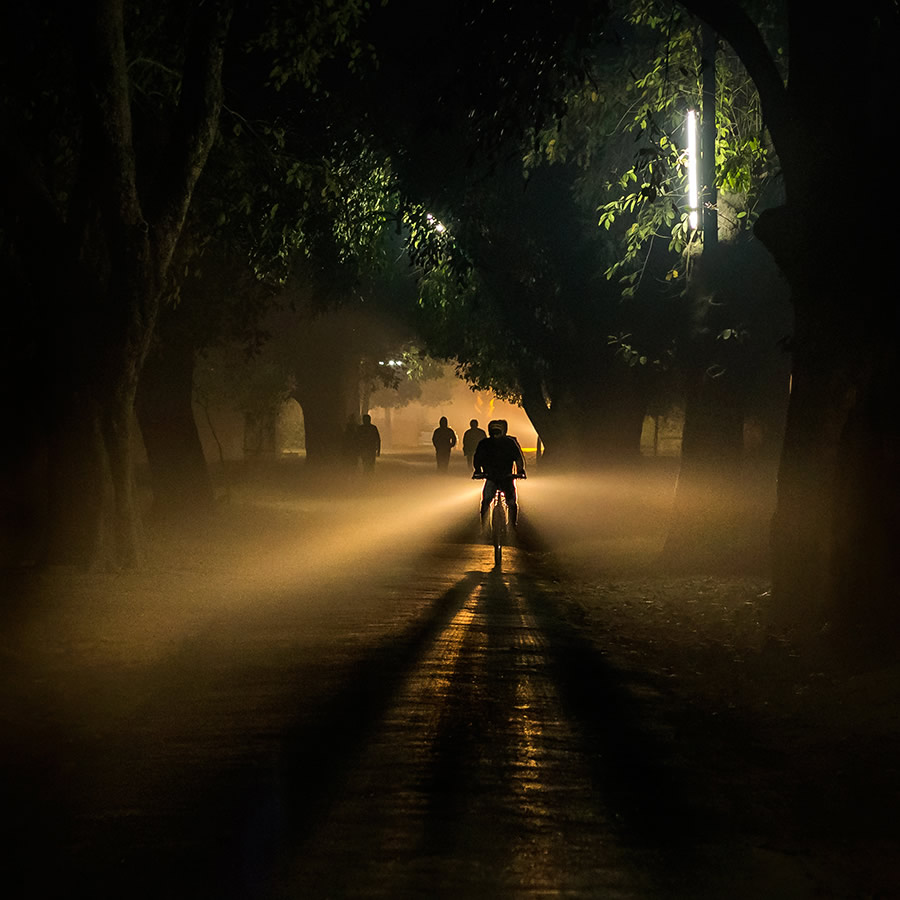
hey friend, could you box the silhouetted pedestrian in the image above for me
[462,418,487,470]
[358,414,381,473]
[431,416,457,473]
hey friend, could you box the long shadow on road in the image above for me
[15,526,744,899]
[240,569,487,896]
[256,548,734,898]
[510,568,717,894]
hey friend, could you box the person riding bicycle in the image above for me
[472,419,526,531]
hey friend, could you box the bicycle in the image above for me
[473,472,525,567]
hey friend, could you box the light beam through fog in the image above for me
[9,470,480,683]
[522,469,678,571]
[244,477,475,595]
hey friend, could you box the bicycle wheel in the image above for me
[491,499,506,566]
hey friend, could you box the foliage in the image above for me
[194,340,294,423]
[416,260,526,402]
[532,0,782,301]
[250,0,377,92]
[367,346,448,411]
[151,1,413,381]
[235,132,399,288]
[408,159,641,412]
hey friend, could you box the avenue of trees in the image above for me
[2,1,898,654]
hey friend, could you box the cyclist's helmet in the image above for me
[488,419,508,437]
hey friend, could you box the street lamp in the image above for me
[686,109,699,230]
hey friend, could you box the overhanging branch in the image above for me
[676,0,792,160]
[149,0,234,273]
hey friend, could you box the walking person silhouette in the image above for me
[357,414,381,473]
[431,416,457,473]
[462,418,487,470]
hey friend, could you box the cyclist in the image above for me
[472,418,526,533]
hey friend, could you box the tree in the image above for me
[566,2,791,566]
[675,0,900,649]
[216,0,621,466]
[135,246,270,519]
[409,160,656,464]
[0,0,386,540]
[367,350,449,425]
[259,253,424,467]
[1,0,232,567]
[398,4,779,469]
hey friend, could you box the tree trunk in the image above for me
[661,236,786,570]
[520,359,647,467]
[290,309,370,467]
[662,363,748,570]
[15,0,233,569]
[43,395,109,567]
[42,362,145,570]
[519,369,558,463]
[830,343,900,650]
[675,0,900,653]
[774,288,899,657]
[104,377,144,568]
[293,352,360,467]
[136,333,214,520]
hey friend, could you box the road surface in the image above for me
[0,462,858,898]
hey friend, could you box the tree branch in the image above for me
[79,0,143,228]
[675,0,792,160]
[149,0,234,273]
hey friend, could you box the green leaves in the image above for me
[552,1,782,301]
[607,332,664,369]
[718,327,749,343]
[253,0,377,91]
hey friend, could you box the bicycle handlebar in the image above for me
[472,472,526,480]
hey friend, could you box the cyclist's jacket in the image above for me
[473,435,525,480]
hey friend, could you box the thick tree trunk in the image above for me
[519,369,555,459]
[104,379,144,567]
[292,352,360,468]
[662,363,749,569]
[753,182,869,635]
[661,237,787,570]
[520,362,647,467]
[769,281,898,649]
[830,343,900,649]
[754,178,897,649]
[136,334,214,519]
[674,0,900,654]
[18,0,233,569]
[42,368,144,570]
[290,309,368,467]
[769,337,847,621]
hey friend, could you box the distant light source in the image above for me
[686,110,699,230]
[426,213,447,234]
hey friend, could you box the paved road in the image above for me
[2,470,787,899]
